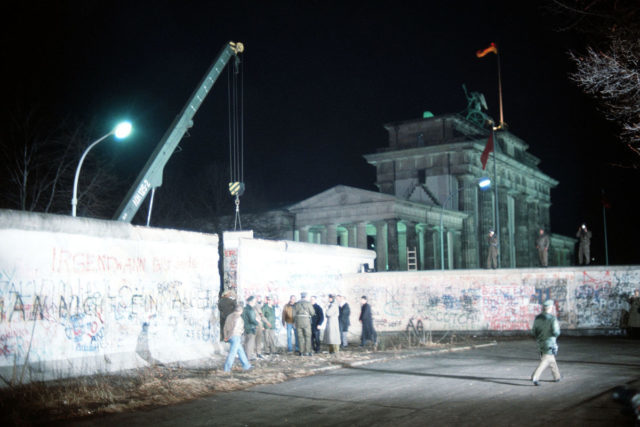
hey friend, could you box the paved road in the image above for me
[71,337,640,426]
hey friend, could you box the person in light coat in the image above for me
[324,294,341,353]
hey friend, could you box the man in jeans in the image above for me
[281,295,298,352]
[223,304,252,372]
[531,299,561,385]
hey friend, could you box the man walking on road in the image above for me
[531,299,561,386]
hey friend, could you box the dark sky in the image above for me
[4,1,637,264]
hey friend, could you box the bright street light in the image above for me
[478,177,491,190]
[71,121,132,217]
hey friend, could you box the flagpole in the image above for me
[602,189,609,266]
[496,50,504,128]
[492,127,500,268]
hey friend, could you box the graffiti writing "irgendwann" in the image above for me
[51,248,199,274]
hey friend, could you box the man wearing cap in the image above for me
[531,299,562,386]
[293,292,315,356]
[487,230,498,269]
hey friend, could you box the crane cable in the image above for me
[227,52,244,230]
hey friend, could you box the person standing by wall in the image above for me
[242,296,259,360]
[576,224,592,265]
[218,290,236,341]
[338,294,351,348]
[628,289,640,339]
[294,292,315,356]
[324,294,341,354]
[359,296,377,346]
[536,228,550,267]
[253,296,265,359]
[310,296,324,353]
[223,304,252,373]
[531,300,561,386]
[281,295,298,353]
[261,296,277,354]
[487,230,498,269]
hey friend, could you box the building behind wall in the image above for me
[217,112,575,271]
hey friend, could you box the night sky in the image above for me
[3,1,638,264]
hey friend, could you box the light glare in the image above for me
[114,121,132,139]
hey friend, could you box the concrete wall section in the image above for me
[340,267,640,335]
[232,237,376,346]
[0,210,220,382]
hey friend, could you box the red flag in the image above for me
[476,42,498,58]
[481,132,494,170]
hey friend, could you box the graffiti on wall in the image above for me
[339,268,640,333]
[0,229,219,368]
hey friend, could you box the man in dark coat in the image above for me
[359,295,376,346]
[536,228,550,267]
[338,295,351,348]
[310,296,324,353]
[576,224,592,265]
[242,296,259,360]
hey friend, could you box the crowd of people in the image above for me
[219,291,377,372]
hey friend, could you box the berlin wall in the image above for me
[0,210,220,383]
[340,267,640,336]
[2,212,638,384]
[228,234,376,346]
[230,232,640,340]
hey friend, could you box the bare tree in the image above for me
[0,107,124,217]
[548,0,640,165]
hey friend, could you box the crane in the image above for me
[114,41,244,223]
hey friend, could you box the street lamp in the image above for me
[71,121,132,217]
[439,179,490,270]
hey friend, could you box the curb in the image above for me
[312,341,498,373]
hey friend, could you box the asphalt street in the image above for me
[69,336,640,426]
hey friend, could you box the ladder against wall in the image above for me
[407,247,417,271]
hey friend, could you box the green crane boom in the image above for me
[114,41,244,223]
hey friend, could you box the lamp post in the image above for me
[439,178,490,270]
[71,121,132,217]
